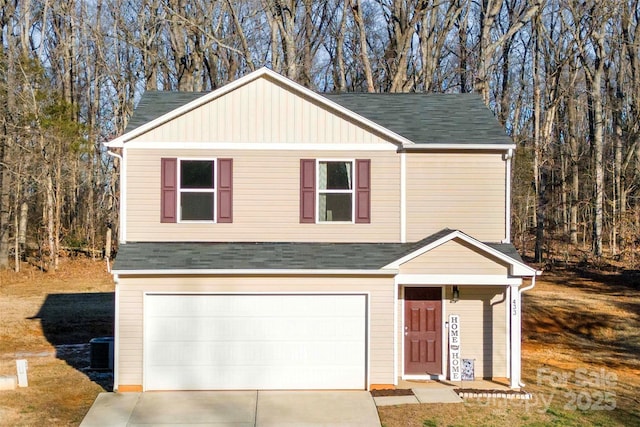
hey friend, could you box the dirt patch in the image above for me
[370,388,414,397]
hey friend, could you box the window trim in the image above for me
[316,158,356,224]
[177,157,217,223]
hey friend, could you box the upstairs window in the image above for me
[318,161,353,222]
[180,160,215,221]
[161,158,233,223]
[300,159,370,224]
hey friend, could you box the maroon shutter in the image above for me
[160,158,177,223]
[300,159,316,223]
[217,158,233,223]
[355,159,370,223]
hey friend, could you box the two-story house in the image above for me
[105,68,539,393]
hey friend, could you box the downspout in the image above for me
[107,150,122,162]
[106,150,122,271]
[516,275,537,388]
[106,149,125,243]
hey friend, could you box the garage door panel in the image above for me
[150,365,364,390]
[146,294,362,317]
[148,316,364,342]
[145,294,367,390]
[148,340,365,366]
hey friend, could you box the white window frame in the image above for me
[316,159,355,224]
[177,157,217,223]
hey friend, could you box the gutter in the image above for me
[400,143,516,151]
[111,268,400,276]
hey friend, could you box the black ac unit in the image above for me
[90,336,114,370]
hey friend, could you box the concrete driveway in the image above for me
[80,390,381,426]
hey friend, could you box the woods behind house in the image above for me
[1,0,639,270]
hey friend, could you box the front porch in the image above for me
[388,230,541,391]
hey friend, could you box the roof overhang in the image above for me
[111,268,399,276]
[104,67,414,149]
[400,143,516,151]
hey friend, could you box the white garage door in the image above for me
[144,294,367,390]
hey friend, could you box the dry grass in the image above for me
[1,259,639,426]
[0,258,114,427]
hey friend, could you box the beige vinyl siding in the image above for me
[396,285,507,379]
[133,77,391,145]
[406,152,506,242]
[126,148,400,242]
[399,238,509,275]
[116,275,395,389]
[443,286,507,378]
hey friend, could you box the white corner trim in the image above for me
[504,148,513,243]
[105,149,126,243]
[120,147,127,243]
[393,280,399,385]
[400,152,407,243]
[113,275,120,391]
[106,67,413,148]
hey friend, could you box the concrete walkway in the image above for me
[81,390,381,427]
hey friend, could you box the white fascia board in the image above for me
[111,268,399,276]
[401,143,516,151]
[122,141,398,151]
[384,229,539,277]
[106,67,413,149]
[394,274,522,286]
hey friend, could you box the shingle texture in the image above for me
[124,90,511,145]
[324,93,511,145]
[113,229,523,272]
[124,91,208,133]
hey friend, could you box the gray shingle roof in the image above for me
[124,90,511,145]
[324,93,511,145]
[112,229,523,272]
[124,91,208,133]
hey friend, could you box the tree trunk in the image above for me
[350,0,375,92]
[46,174,56,271]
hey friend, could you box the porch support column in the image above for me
[509,283,521,389]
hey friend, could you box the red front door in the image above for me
[404,287,442,375]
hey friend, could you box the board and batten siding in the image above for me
[115,275,395,389]
[399,239,509,275]
[405,152,507,242]
[133,76,392,145]
[396,285,507,379]
[125,148,400,242]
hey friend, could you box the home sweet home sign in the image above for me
[449,314,461,381]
